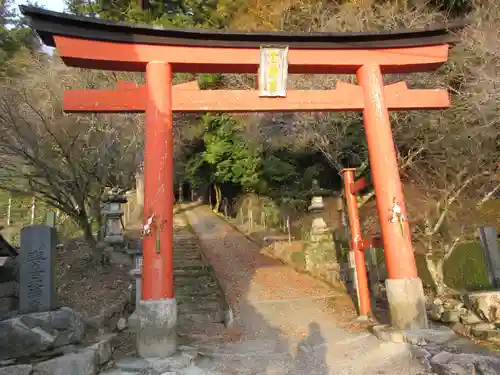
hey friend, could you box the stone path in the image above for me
[183,204,428,375]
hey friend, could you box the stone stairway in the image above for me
[173,215,232,327]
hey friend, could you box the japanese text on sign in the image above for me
[259,46,289,97]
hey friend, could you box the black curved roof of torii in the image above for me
[20,5,465,50]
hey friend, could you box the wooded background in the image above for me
[0,0,498,295]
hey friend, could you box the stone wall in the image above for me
[0,257,19,318]
[430,292,500,345]
[262,240,343,287]
[259,238,391,302]
[229,211,390,295]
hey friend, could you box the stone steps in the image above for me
[175,281,218,294]
[175,264,213,271]
[172,224,231,327]
[178,298,224,310]
[176,292,221,304]
[175,273,213,281]
[172,255,203,262]
[178,310,225,325]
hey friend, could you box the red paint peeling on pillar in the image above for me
[142,61,174,300]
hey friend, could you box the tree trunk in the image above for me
[135,172,144,219]
[76,212,102,262]
[213,184,222,213]
[425,254,446,295]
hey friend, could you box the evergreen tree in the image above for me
[64,0,234,28]
[0,0,39,77]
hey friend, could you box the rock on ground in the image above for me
[464,292,500,324]
[115,317,127,332]
[372,325,405,343]
[0,365,32,375]
[0,307,85,361]
[114,348,198,375]
[430,351,500,375]
[32,350,97,375]
[89,334,115,365]
[83,298,129,332]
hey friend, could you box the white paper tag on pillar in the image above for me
[259,45,289,97]
[348,251,356,269]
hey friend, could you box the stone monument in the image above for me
[19,225,57,313]
[478,226,500,288]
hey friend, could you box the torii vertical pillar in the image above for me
[137,61,178,357]
[341,168,371,318]
[357,64,427,329]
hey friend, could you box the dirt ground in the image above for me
[54,237,136,359]
[55,238,130,317]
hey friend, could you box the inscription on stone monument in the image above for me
[19,225,56,313]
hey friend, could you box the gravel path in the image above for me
[184,204,429,375]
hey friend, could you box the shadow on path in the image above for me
[287,322,329,375]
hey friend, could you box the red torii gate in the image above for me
[22,6,460,358]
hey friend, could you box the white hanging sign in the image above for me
[259,45,289,97]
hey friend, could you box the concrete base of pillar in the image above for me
[136,299,177,358]
[386,277,428,330]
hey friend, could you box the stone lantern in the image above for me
[101,188,127,247]
[304,180,338,279]
[308,180,329,239]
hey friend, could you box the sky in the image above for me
[15,0,66,13]
[14,0,66,53]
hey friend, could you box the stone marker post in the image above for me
[178,182,183,203]
[129,239,143,309]
[45,212,57,228]
[135,171,144,220]
[478,226,500,288]
[365,247,382,298]
[19,225,56,313]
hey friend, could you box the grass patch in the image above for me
[415,254,434,288]
[333,229,350,264]
[0,190,84,245]
[416,241,495,292]
[444,242,492,291]
[291,251,306,269]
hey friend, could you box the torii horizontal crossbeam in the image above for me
[20,6,461,74]
[64,81,450,113]
[53,36,450,74]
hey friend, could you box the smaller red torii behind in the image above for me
[340,170,384,317]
